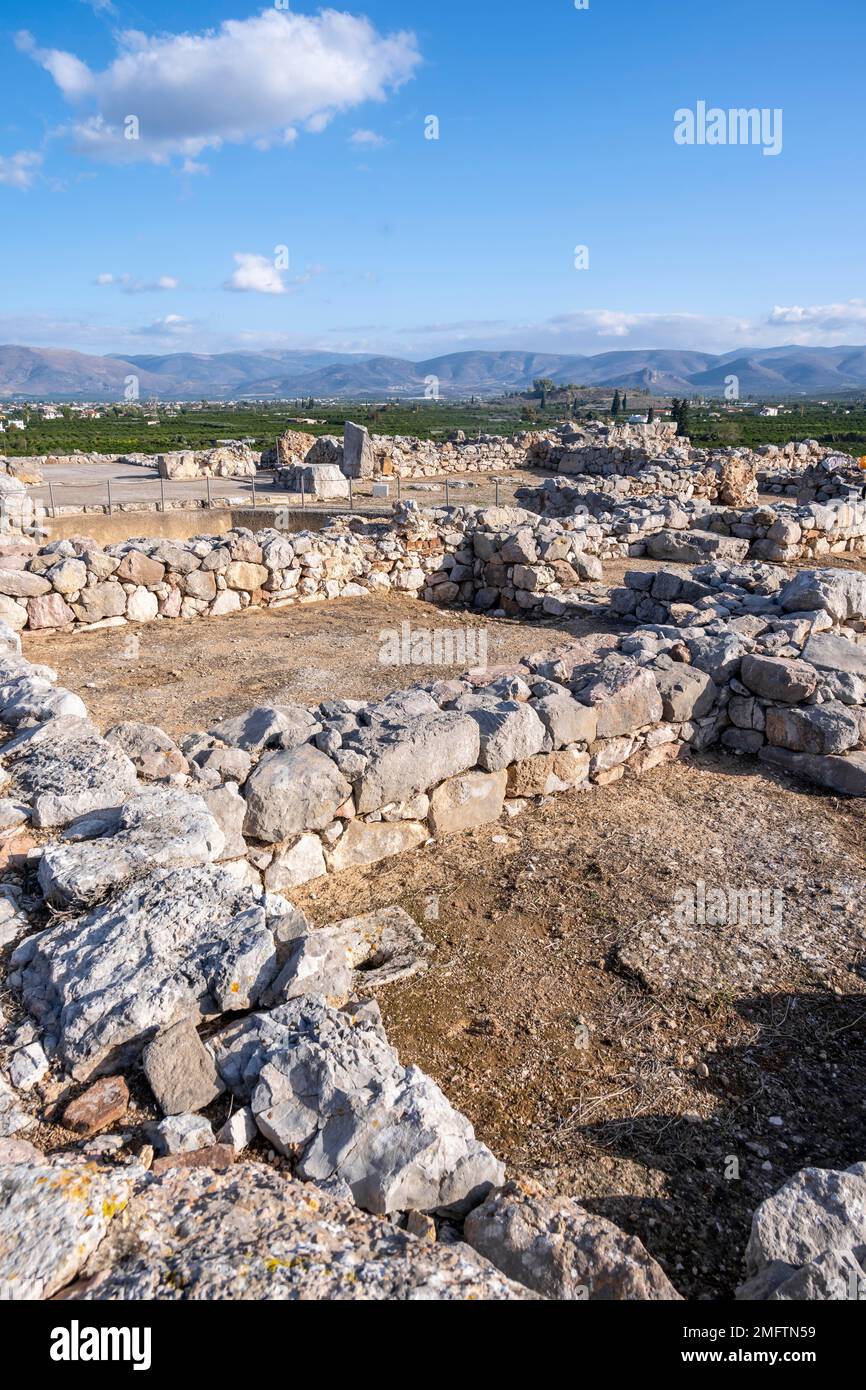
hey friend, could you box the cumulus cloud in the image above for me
[96,272,179,292]
[0,150,43,190]
[223,254,325,296]
[224,253,288,296]
[17,10,420,166]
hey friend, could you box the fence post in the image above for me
[207,476,212,509]
[107,479,112,515]
[251,473,257,509]
[159,476,166,513]
[301,473,305,510]
[48,480,56,517]
[396,473,401,502]
[348,476,353,510]
[495,478,501,506]
[445,478,450,507]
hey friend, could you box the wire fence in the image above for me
[30,469,513,519]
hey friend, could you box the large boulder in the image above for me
[243,745,351,842]
[343,421,376,479]
[37,787,225,908]
[654,663,717,722]
[350,712,480,814]
[738,1165,866,1300]
[802,631,866,681]
[764,702,860,756]
[213,997,504,1216]
[740,654,818,703]
[18,866,279,1079]
[779,569,866,622]
[759,746,866,797]
[465,1183,682,1300]
[578,663,664,737]
[3,717,139,828]
[210,704,320,754]
[646,530,750,564]
[28,1163,531,1301]
[462,700,546,772]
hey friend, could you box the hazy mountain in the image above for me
[2,343,866,400]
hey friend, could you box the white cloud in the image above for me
[768,300,866,333]
[15,32,94,100]
[350,129,386,147]
[224,253,288,296]
[0,150,43,190]
[95,272,179,293]
[135,314,194,337]
[18,10,420,166]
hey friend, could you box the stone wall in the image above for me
[0,504,610,635]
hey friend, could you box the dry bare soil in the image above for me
[23,588,866,1300]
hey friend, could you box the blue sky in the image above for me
[1,0,864,360]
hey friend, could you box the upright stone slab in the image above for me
[343,422,376,479]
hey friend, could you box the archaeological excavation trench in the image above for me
[1,419,865,1302]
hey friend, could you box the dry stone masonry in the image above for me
[2,430,866,1302]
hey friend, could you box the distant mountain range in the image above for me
[2,343,866,400]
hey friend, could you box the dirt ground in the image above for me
[22,594,617,737]
[18,569,866,1301]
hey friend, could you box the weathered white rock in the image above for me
[211,703,320,753]
[532,694,598,749]
[744,1166,866,1279]
[69,1164,531,1300]
[464,1183,682,1300]
[351,711,480,813]
[104,722,187,779]
[463,700,545,773]
[126,587,159,623]
[149,1112,216,1155]
[263,906,429,1006]
[243,745,351,842]
[214,997,504,1215]
[579,663,664,737]
[654,663,717,722]
[325,818,427,871]
[19,866,278,1079]
[263,833,327,890]
[3,717,139,829]
[217,1106,257,1154]
[37,787,225,908]
[0,1158,136,1299]
[0,1075,34,1138]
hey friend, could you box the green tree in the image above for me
[611,389,622,418]
[532,377,556,408]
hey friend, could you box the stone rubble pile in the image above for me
[157,443,259,480]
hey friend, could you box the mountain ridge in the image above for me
[1,343,866,400]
